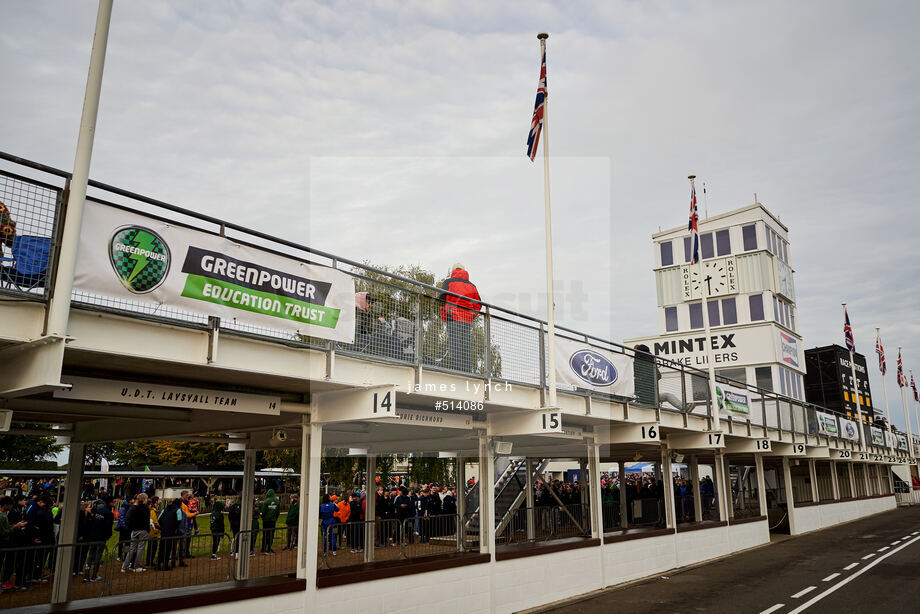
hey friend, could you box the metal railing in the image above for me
[496,504,590,546]
[230,527,296,580]
[319,514,463,569]
[0,150,916,461]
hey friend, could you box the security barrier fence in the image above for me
[496,504,591,546]
[319,515,462,569]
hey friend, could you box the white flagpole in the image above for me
[898,347,916,464]
[843,303,865,451]
[690,175,719,431]
[538,32,557,408]
[878,328,893,451]
[910,368,920,459]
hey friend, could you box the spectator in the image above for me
[115,495,134,561]
[319,495,337,556]
[83,495,114,582]
[260,489,280,554]
[283,495,299,551]
[121,493,150,573]
[0,201,15,249]
[179,491,196,558]
[145,496,161,569]
[156,499,182,571]
[227,498,242,557]
[348,492,365,553]
[438,264,482,373]
[209,497,225,560]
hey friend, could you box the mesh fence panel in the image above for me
[0,171,61,298]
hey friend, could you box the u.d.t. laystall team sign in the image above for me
[75,201,356,342]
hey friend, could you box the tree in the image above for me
[407,456,455,487]
[0,423,64,469]
[107,439,242,468]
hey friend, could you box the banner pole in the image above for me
[538,32,557,408]
[898,347,915,464]
[878,328,893,451]
[842,304,865,451]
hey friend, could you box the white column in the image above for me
[525,457,535,541]
[479,433,495,557]
[456,456,466,552]
[661,446,675,529]
[51,443,85,604]
[829,460,841,501]
[690,455,703,522]
[364,454,376,563]
[587,443,603,540]
[754,454,768,517]
[236,448,256,579]
[847,462,856,498]
[618,460,628,529]
[303,422,323,600]
[714,453,731,520]
[296,416,310,579]
[808,459,819,502]
[782,456,796,534]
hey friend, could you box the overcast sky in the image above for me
[2,1,919,430]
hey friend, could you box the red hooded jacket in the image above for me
[438,269,482,323]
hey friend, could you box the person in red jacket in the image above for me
[438,264,482,373]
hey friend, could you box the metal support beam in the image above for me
[715,453,731,520]
[236,448,256,580]
[296,415,309,579]
[364,454,376,563]
[588,442,603,541]
[754,453,768,517]
[848,462,856,498]
[808,459,819,503]
[829,460,840,500]
[51,443,85,604]
[782,456,796,534]
[479,433,495,557]
[525,457,535,541]
[303,422,323,595]
[456,456,466,552]
[661,445,675,529]
[690,455,703,522]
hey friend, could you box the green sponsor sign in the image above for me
[716,384,750,416]
[109,226,170,293]
[181,274,340,328]
[816,412,839,436]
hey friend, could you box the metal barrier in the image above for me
[496,504,590,545]
[0,169,62,300]
[229,527,295,580]
[108,532,232,595]
[0,542,106,609]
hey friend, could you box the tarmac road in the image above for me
[546,506,920,614]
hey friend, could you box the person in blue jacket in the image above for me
[319,494,338,556]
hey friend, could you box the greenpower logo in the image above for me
[109,226,170,293]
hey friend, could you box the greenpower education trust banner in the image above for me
[74,201,356,343]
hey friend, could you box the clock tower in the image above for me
[625,201,819,411]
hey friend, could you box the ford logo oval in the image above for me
[569,350,617,387]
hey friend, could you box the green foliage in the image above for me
[263,448,301,472]
[107,440,242,468]
[407,456,455,487]
[0,424,64,468]
[322,449,358,492]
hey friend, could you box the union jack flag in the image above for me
[843,307,855,352]
[688,184,700,264]
[876,332,887,375]
[897,348,907,387]
[526,48,547,161]
[912,374,919,402]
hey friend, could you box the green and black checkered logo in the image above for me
[108,226,170,294]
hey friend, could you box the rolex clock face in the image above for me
[681,257,738,300]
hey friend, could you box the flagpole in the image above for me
[877,328,893,451]
[911,369,920,452]
[898,347,916,464]
[843,303,865,451]
[536,32,557,408]
[690,175,719,432]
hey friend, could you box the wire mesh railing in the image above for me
[230,527,296,580]
[0,169,62,300]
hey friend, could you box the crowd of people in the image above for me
[0,487,300,594]
[319,483,458,556]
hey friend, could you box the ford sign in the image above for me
[569,350,618,387]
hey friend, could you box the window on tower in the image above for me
[689,302,703,329]
[660,241,673,267]
[701,232,714,259]
[742,224,757,251]
[665,306,678,332]
[749,295,765,321]
[722,297,738,325]
[716,229,731,255]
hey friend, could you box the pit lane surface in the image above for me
[546,505,920,614]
